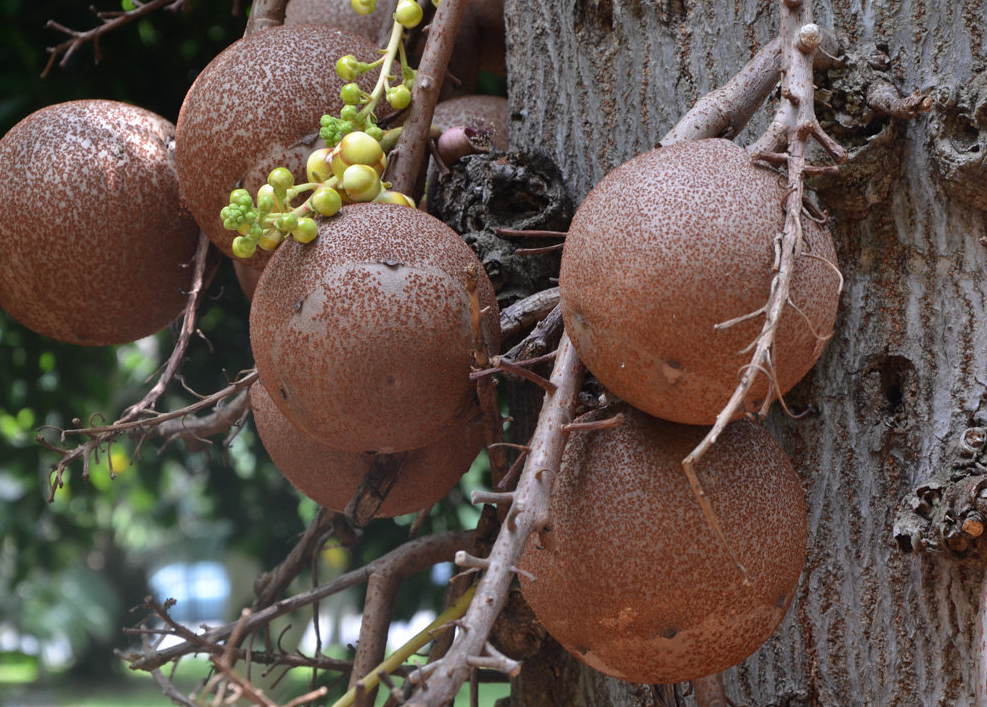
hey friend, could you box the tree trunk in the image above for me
[502,1,987,705]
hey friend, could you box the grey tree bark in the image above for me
[501,1,987,706]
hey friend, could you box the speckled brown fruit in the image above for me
[285,0,396,40]
[251,381,483,517]
[0,100,201,346]
[559,138,841,425]
[175,25,382,268]
[249,203,500,453]
[433,95,509,152]
[518,405,807,684]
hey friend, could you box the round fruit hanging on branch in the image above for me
[249,202,500,455]
[0,99,203,346]
[559,138,842,426]
[518,405,808,684]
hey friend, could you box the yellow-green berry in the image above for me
[395,0,423,28]
[293,217,319,243]
[276,213,299,233]
[232,236,257,259]
[258,229,285,252]
[336,55,362,81]
[374,189,416,207]
[268,167,294,191]
[341,164,382,202]
[386,85,412,110]
[306,148,333,183]
[311,187,343,216]
[351,0,376,14]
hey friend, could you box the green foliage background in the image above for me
[0,0,481,688]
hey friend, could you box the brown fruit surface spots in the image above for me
[559,138,841,425]
[0,99,200,346]
[518,406,808,684]
[251,382,483,517]
[175,25,382,268]
[249,203,499,454]
[285,0,396,40]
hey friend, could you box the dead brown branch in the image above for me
[403,335,585,707]
[43,0,188,77]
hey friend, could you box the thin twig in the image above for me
[43,0,187,77]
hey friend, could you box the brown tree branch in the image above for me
[243,0,287,36]
[387,0,468,195]
[126,530,473,673]
[403,335,585,707]
[43,0,189,77]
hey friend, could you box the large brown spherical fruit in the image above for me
[518,406,807,684]
[559,138,841,425]
[175,25,382,268]
[250,203,499,454]
[0,100,201,346]
[285,0,396,40]
[251,382,483,517]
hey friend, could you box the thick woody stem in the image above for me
[350,533,467,707]
[404,335,585,707]
[978,566,987,707]
[243,0,287,35]
[388,0,468,195]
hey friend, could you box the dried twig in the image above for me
[43,0,188,77]
[403,335,585,707]
[127,531,472,672]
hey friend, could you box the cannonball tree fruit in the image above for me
[285,0,397,40]
[0,99,202,346]
[518,405,808,684]
[251,381,484,517]
[559,138,841,425]
[175,24,383,269]
[249,203,500,454]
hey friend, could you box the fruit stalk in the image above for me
[387,0,468,196]
[403,334,585,707]
[243,0,287,35]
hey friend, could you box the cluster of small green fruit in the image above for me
[221,131,412,259]
[221,0,427,259]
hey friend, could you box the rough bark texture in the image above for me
[503,1,987,706]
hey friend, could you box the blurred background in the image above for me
[0,2,504,704]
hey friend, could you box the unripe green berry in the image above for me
[258,229,285,252]
[340,105,359,122]
[306,148,333,184]
[395,0,423,28]
[386,85,412,110]
[276,213,299,233]
[336,55,362,81]
[268,167,295,192]
[374,189,416,207]
[365,125,384,142]
[230,188,251,204]
[311,187,343,216]
[293,217,319,243]
[341,164,382,202]
[331,131,386,180]
[340,83,365,105]
[232,236,257,259]
[351,0,376,14]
